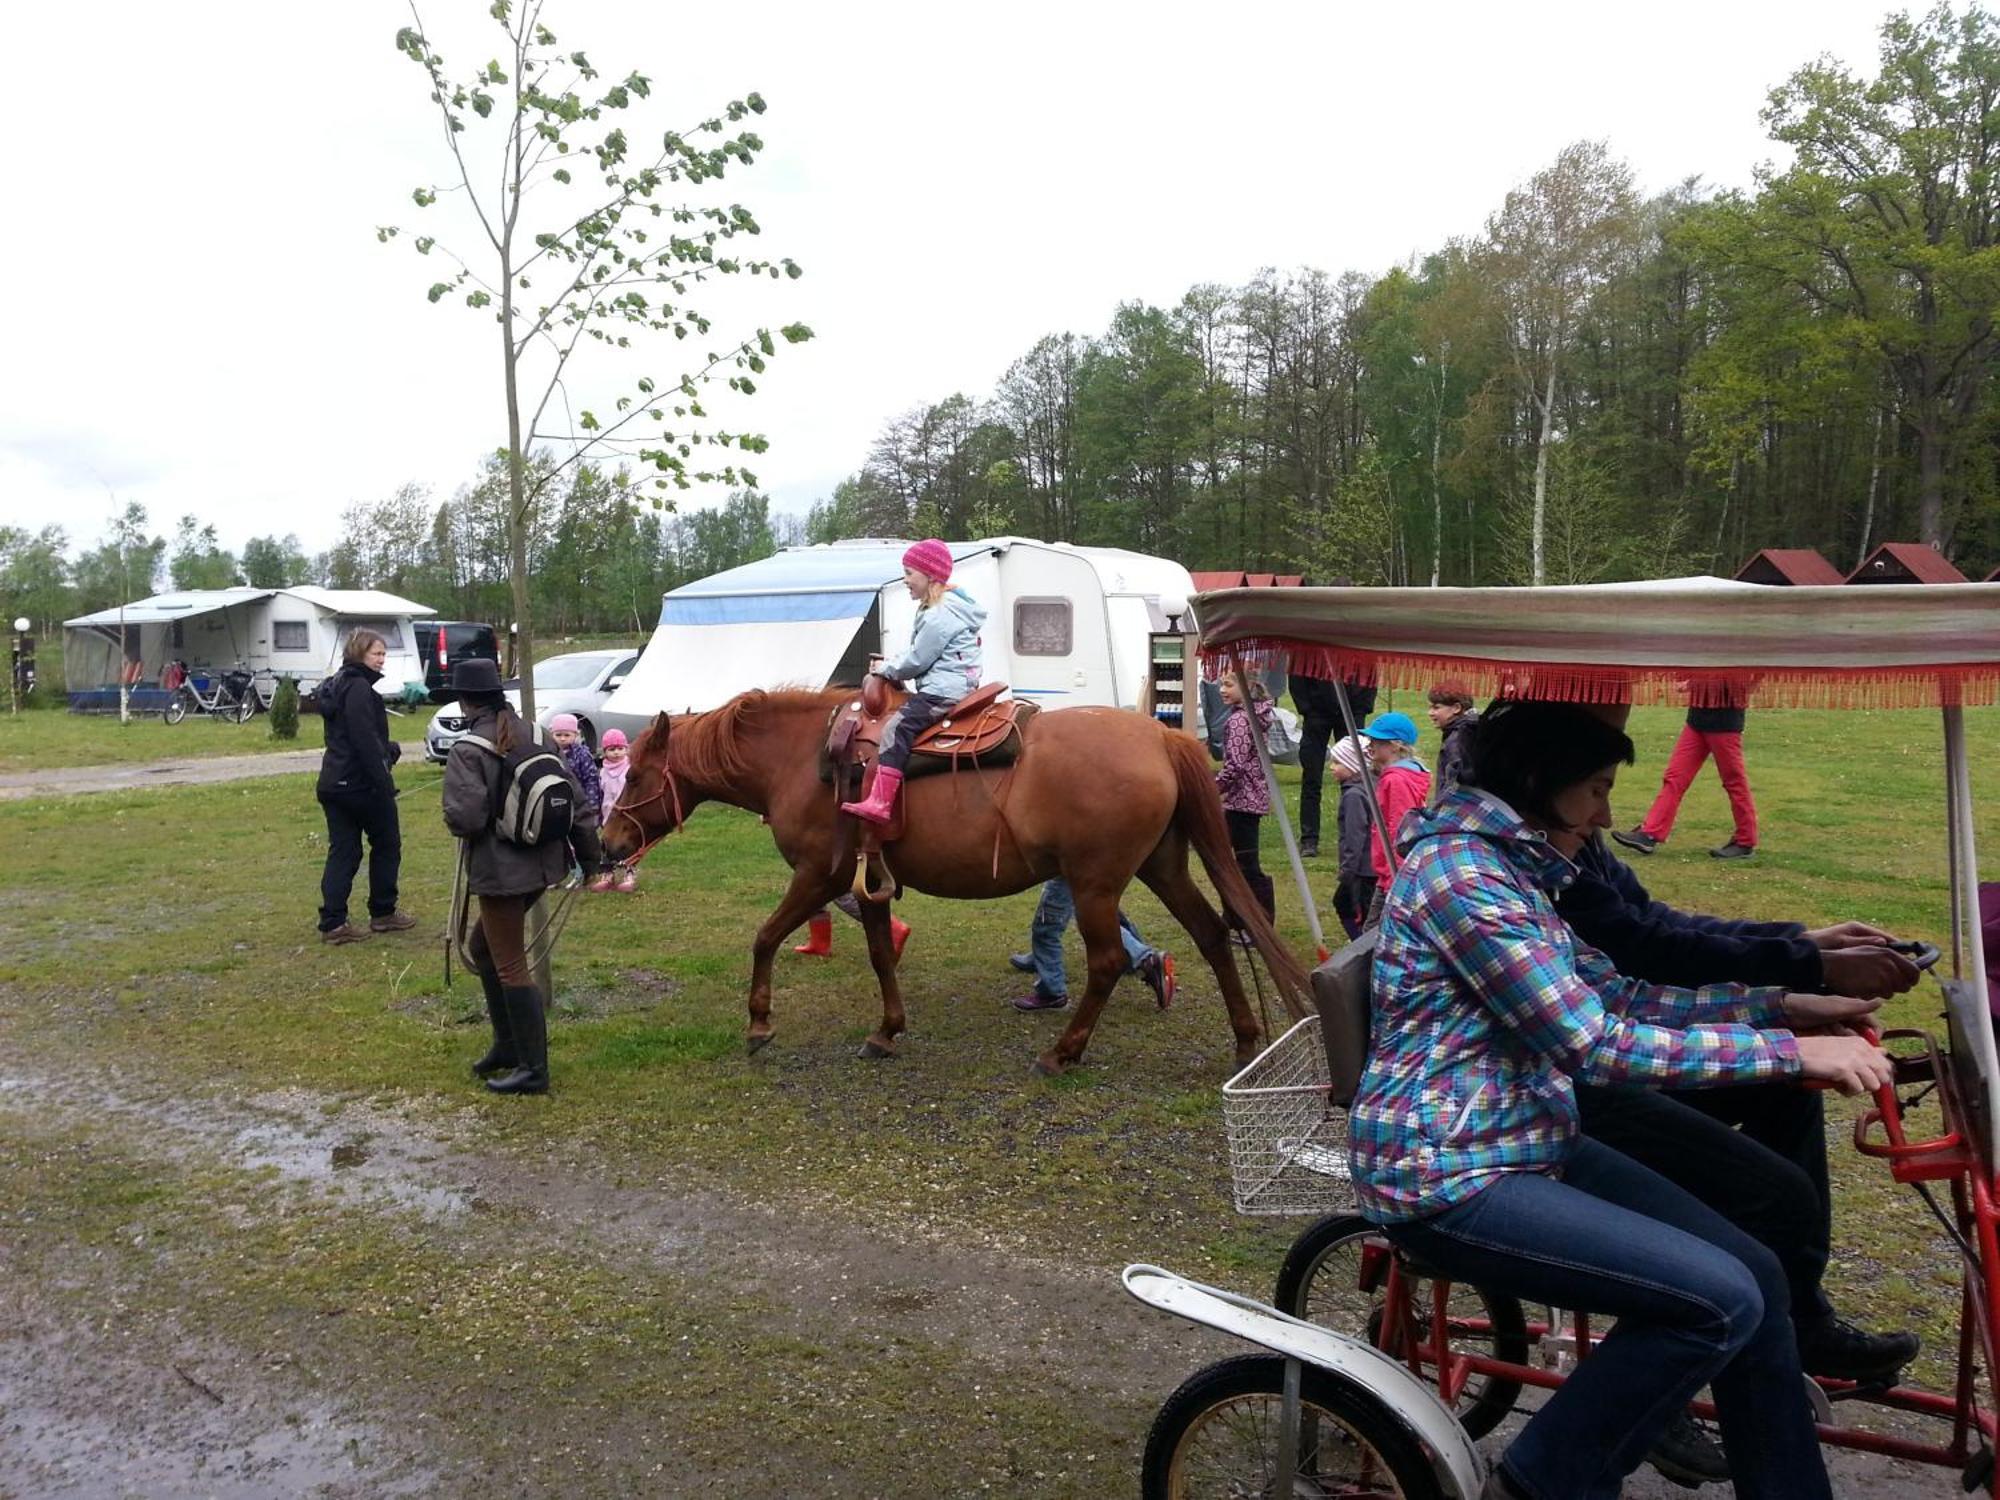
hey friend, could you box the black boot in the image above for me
[470,965,516,1079]
[1253,873,1277,920]
[485,986,549,1095]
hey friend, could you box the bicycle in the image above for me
[162,661,259,724]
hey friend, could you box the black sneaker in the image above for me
[1796,1316,1919,1382]
[1609,828,1660,855]
[1709,840,1756,860]
[1647,1410,1730,1488]
[1299,837,1319,859]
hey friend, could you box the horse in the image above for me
[600,687,1311,1075]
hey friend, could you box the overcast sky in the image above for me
[2,0,1901,561]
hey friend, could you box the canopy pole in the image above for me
[1945,704,1967,976]
[1334,682,1391,902]
[1943,704,1997,1164]
[1229,651,1328,964]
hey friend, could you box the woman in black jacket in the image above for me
[316,630,415,943]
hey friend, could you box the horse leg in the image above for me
[852,899,908,1060]
[1138,839,1266,1068]
[747,867,841,1054]
[1034,885,1131,1076]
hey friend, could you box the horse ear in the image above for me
[647,710,672,753]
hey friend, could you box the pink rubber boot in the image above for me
[840,765,903,825]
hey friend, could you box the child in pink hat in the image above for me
[589,728,639,891]
[840,541,988,824]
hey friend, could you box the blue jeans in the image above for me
[1383,1137,1828,1500]
[1028,878,1150,1000]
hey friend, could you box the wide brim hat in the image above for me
[452,659,504,695]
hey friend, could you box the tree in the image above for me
[241,533,311,588]
[70,504,165,616]
[0,524,71,636]
[384,3,812,714]
[1481,141,1637,583]
[1747,2,2000,548]
[169,515,242,590]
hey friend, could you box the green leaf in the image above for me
[412,187,437,208]
[580,410,601,431]
[553,167,571,184]
[470,90,494,118]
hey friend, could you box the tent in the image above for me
[600,537,1198,727]
[63,586,435,712]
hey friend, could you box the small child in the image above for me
[1330,734,1375,941]
[1215,673,1277,930]
[548,713,609,889]
[1357,711,1431,930]
[589,728,638,892]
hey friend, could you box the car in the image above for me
[424,647,641,764]
[415,621,501,704]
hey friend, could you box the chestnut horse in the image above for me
[600,688,1310,1074]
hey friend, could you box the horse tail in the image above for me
[1162,729,1313,1020]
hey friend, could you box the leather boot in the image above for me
[469,964,516,1079]
[840,765,903,825]
[485,987,549,1095]
[792,912,835,957]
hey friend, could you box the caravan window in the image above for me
[273,621,310,652]
[338,620,405,652]
[1013,598,1072,657]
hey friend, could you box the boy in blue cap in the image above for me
[1359,710,1430,930]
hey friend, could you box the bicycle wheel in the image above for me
[1142,1353,1445,1500]
[230,691,255,724]
[1275,1213,1527,1440]
[163,689,188,725]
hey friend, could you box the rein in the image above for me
[610,758,685,868]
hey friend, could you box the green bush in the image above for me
[268,677,301,740]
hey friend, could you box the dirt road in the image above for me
[0,743,429,802]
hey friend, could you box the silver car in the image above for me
[425,648,641,763]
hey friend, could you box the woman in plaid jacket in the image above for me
[1348,700,1892,1500]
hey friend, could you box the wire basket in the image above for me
[1221,1014,1355,1216]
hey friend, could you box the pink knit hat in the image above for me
[548,712,580,734]
[902,539,954,584]
[601,728,628,749]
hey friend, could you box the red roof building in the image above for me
[1189,570,1248,593]
[1847,542,1969,585]
[1734,548,1846,586]
[1986,564,2000,583]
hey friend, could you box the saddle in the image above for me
[822,679,1040,901]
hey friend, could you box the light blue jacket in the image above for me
[886,588,986,701]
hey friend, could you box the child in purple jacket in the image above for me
[1215,674,1275,925]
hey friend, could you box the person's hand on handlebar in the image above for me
[1781,992,1883,1031]
[1806,920,1893,951]
[1794,1033,1896,1095]
[1819,943,1921,999]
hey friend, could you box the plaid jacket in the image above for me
[1348,787,1801,1223]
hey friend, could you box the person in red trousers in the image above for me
[1612,702,1759,861]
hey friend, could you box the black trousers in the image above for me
[880,692,948,773]
[1224,808,1275,922]
[1295,715,1338,845]
[318,790,401,931]
[1575,1081,1834,1326]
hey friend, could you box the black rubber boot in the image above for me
[485,986,549,1095]
[1253,872,1277,920]
[470,965,516,1079]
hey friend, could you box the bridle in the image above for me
[608,755,685,868]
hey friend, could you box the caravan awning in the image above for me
[1193,578,2000,710]
[65,589,275,628]
[660,541,995,625]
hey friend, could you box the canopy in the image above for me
[1194,578,2000,710]
[65,588,274,629]
[660,541,996,625]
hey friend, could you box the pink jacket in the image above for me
[1216,701,1274,815]
[598,756,629,819]
[1370,761,1432,884]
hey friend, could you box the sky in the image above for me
[1,0,1905,563]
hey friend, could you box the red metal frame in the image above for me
[1366,1030,2000,1488]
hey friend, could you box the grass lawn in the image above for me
[0,703,436,772]
[1,701,1995,1482]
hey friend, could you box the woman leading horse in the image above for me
[600,686,1308,1074]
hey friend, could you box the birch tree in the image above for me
[382,2,812,715]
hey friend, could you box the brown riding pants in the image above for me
[468,892,538,987]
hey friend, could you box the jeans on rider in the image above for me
[1028,877,1152,1001]
[1383,1137,1829,1500]
[879,692,948,774]
[1578,1081,1834,1326]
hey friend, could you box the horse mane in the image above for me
[661,686,848,788]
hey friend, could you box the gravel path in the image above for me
[0,742,429,802]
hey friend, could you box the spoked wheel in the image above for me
[163,689,188,725]
[1142,1353,1445,1500]
[230,692,256,724]
[1276,1213,1528,1440]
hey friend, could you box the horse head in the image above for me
[602,710,681,863]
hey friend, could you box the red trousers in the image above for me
[1639,726,1758,846]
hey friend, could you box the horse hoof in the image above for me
[746,1032,774,1055]
[1032,1052,1069,1077]
[857,1039,897,1060]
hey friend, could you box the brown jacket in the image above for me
[441,705,597,896]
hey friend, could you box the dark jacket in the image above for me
[1433,710,1479,802]
[442,704,597,897]
[1287,672,1377,729]
[317,662,398,802]
[1556,834,1823,991]
[1336,777,1373,880]
[1687,705,1747,734]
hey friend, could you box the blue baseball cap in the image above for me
[1360,711,1419,745]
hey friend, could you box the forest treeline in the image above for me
[7,3,1999,640]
